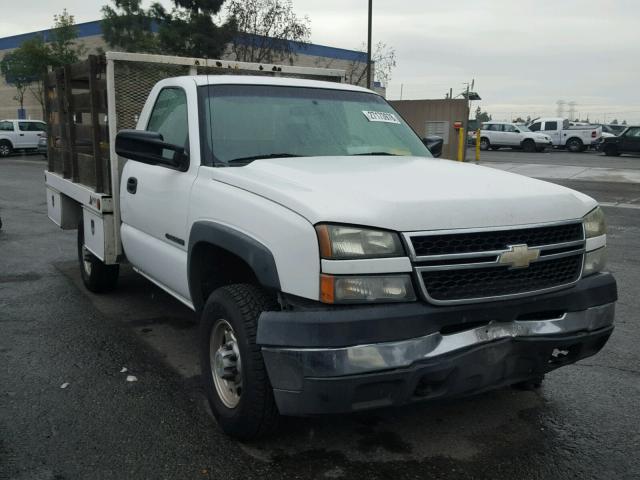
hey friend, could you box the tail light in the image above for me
[592,131,597,138]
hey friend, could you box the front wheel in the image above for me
[0,140,12,157]
[480,137,490,151]
[200,284,279,440]
[522,140,536,152]
[77,220,119,293]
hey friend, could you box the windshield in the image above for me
[199,84,431,165]
[517,124,532,132]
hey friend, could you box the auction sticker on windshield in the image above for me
[362,111,401,124]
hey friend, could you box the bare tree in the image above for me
[318,41,396,88]
[224,0,311,64]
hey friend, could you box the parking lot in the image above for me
[1,152,639,479]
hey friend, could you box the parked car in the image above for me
[37,136,47,157]
[528,117,601,152]
[599,125,640,156]
[0,119,47,157]
[479,121,552,152]
[46,52,616,439]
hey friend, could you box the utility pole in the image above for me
[366,0,373,89]
[462,82,470,162]
[400,84,403,100]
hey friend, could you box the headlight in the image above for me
[583,207,606,238]
[315,224,404,259]
[584,247,607,277]
[320,274,415,303]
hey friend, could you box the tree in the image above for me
[513,116,525,123]
[49,9,85,67]
[150,0,235,58]
[621,120,627,125]
[475,106,491,122]
[224,0,310,64]
[101,0,159,53]
[611,119,618,125]
[0,50,37,112]
[0,10,84,118]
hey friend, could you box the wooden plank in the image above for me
[88,55,106,193]
[68,58,91,80]
[55,69,70,179]
[72,91,107,114]
[44,76,54,172]
[63,64,79,182]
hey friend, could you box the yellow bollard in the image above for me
[475,129,481,163]
[457,128,465,161]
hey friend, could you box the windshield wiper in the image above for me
[351,151,400,156]
[226,153,306,165]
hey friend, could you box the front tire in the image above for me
[480,137,490,151]
[0,140,12,157]
[200,284,279,440]
[604,144,620,156]
[77,220,119,293]
[522,139,536,152]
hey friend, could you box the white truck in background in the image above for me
[528,117,602,152]
[44,52,616,440]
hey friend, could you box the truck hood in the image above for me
[209,156,597,231]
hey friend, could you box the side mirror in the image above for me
[423,136,443,158]
[115,130,188,171]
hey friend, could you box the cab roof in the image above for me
[191,75,374,94]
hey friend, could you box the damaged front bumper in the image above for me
[258,273,617,416]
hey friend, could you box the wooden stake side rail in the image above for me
[45,55,109,194]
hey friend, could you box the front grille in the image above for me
[410,223,583,257]
[420,255,583,302]
[406,222,586,304]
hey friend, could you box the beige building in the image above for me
[390,99,469,159]
[0,20,375,120]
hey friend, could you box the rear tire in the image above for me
[480,137,490,151]
[200,284,279,440]
[0,140,12,157]
[566,138,584,153]
[522,139,536,152]
[77,220,119,293]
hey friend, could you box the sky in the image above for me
[1,0,639,123]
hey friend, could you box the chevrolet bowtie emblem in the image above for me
[498,244,540,268]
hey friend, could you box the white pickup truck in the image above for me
[528,117,602,152]
[45,53,617,439]
[0,119,47,157]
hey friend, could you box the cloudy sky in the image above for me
[2,0,639,123]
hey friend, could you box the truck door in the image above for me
[18,121,46,148]
[621,127,640,153]
[119,86,195,302]
[542,121,561,145]
[502,124,518,146]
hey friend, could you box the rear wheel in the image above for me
[0,140,12,157]
[522,139,536,152]
[480,137,490,151]
[77,220,119,293]
[200,284,279,440]
[566,138,584,153]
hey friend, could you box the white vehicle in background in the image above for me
[479,121,552,152]
[0,119,47,157]
[528,117,601,152]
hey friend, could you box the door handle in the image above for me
[19,134,24,136]
[126,177,138,194]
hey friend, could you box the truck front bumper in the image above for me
[258,273,616,416]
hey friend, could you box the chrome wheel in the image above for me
[0,143,11,157]
[81,244,93,276]
[210,319,242,409]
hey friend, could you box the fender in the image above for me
[187,221,281,311]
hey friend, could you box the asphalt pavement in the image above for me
[1,154,639,480]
